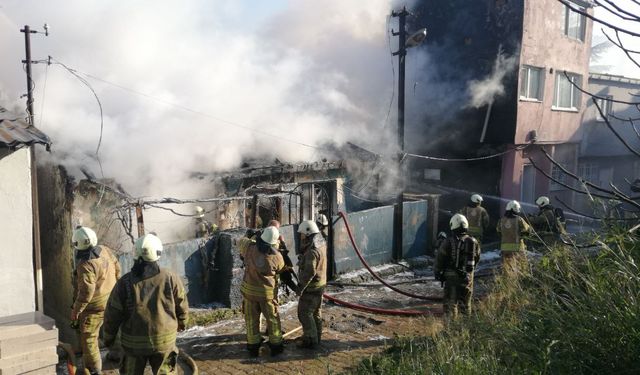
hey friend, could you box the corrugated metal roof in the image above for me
[0,107,51,149]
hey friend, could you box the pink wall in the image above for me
[514,0,592,144]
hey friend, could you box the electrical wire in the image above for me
[49,58,325,152]
[405,143,530,162]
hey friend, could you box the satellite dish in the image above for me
[406,28,427,48]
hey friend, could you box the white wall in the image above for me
[0,147,36,317]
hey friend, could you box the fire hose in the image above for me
[320,212,443,316]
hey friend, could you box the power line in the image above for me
[405,143,530,162]
[49,58,324,152]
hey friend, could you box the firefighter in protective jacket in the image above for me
[296,220,327,349]
[497,200,531,275]
[71,226,120,375]
[528,196,566,248]
[103,234,188,375]
[458,194,490,244]
[238,226,286,357]
[434,214,480,316]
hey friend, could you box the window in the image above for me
[594,96,613,121]
[578,162,598,185]
[553,72,582,110]
[520,66,544,100]
[563,2,586,41]
[550,164,569,191]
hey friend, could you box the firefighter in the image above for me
[194,206,217,238]
[528,196,565,248]
[497,200,530,276]
[316,214,329,241]
[296,220,327,349]
[238,226,286,357]
[458,194,490,245]
[103,234,188,375]
[70,226,120,375]
[434,214,480,316]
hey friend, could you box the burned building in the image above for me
[405,0,593,220]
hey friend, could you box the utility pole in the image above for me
[20,24,48,312]
[391,8,408,261]
[21,25,37,124]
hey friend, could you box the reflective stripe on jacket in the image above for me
[103,266,188,356]
[239,238,285,300]
[298,234,327,293]
[73,245,120,316]
[497,216,530,252]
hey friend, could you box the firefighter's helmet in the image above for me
[471,194,483,204]
[298,220,320,235]
[449,214,469,230]
[72,226,98,250]
[506,200,521,213]
[260,226,280,245]
[316,214,329,227]
[135,234,163,262]
[536,196,550,208]
[195,206,205,218]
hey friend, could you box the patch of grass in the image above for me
[186,308,240,328]
[350,228,640,374]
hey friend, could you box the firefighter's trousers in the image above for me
[298,289,324,344]
[120,350,178,375]
[443,273,473,316]
[78,310,104,374]
[243,296,283,345]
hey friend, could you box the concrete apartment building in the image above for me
[408,0,593,217]
[575,73,640,213]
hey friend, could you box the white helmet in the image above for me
[298,220,320,235]
[449,214,469,230]
[316,214,329,227]
[195,206,205,218]
[72,226,98,250]
[260,226,280,245]
[470,194,483,204]
[135,234,163,262]
[536,196,550,208]
[506,200,521,213]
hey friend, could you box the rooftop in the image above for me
[0,107,51,149]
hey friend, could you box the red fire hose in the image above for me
[336,211,442,302]
[319,212,443,316]
[322,292,441,316]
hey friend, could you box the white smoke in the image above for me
[0,0,411,202]
[466,51,517,108]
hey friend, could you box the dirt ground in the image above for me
[58,251,500,374]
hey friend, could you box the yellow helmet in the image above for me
[299,220,320,235]
[260,226,280,245]
[135,234,163,261]
[449,214,469,230]
[195,206,205,218]
[506,200,521,213]
[72,226,98,250]
[536,196,550,208]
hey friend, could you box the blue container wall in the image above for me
[402,200,429,259]
[118,238,208,306]
[332,200,430,274]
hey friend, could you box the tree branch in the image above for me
[593,97,640,158]
[556,0,640,37]
[528,157,615,200]
[595,0,640,22]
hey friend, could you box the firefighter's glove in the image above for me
[245,229,257,238]
[70,319,80,330]
[178,321,186,332]
[466,265,474,274]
